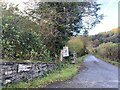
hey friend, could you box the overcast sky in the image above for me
[3,0,119,35]
[89,0,119,35]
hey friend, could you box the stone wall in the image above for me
[0,62,57,85]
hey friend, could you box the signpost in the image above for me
[60,46,76,64]
[60,46,69,61]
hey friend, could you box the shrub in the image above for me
[2,18,51,62]
[96,42,118,61]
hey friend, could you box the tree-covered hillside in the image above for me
[88,27,119,62]
[90,27,120,47]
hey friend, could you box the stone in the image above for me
[0,62,57,85]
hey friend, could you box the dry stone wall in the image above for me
[0,62,57,85]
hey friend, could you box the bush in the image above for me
[2,18,51,62]
[96,42,118,62]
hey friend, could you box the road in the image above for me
[45,54,118,88]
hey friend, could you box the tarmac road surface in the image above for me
[45,54,118,88]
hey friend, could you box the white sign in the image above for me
[62,46,69,57]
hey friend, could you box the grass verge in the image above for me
[94,54,120,66]
[3,55,86,89]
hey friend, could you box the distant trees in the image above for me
[88,27,119,62]
[91,27,120,46]
[67,36,85,56]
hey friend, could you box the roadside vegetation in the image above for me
[1,2,103,62]
[95,42,118,61]
[3,55,86,88]
[94,54,119,66]
[1,1,119,89]
[1,1,103,88]
[87,27,120,66]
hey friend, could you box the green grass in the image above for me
[94,54,120,66]
[2,55,86,89]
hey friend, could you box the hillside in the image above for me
[90,27,119,47]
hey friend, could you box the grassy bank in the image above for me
[94,54,120,66]
[3,55,86,89]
